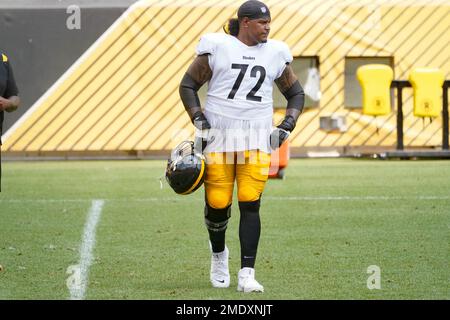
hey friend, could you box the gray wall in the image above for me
[0,1,135,132]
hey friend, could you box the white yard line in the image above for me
[67,199,104,300]
[265,196,450,201]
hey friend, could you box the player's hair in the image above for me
[223,18,239,36]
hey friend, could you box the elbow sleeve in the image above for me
[179,73,202,110]
[282,80,305,113]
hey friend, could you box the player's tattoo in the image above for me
[186,54,212,86]
[275,64,298,93]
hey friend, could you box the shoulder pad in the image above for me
[268,40,293,65]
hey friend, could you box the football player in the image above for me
[179,0,304,292]
[0,51,20,192]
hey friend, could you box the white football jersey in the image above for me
[196,33,293,120]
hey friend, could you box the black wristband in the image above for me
[277,115,296,132]
[192,111,211,130]
[192,111,203,121]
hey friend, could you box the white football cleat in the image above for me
[237,267,264,293]
[210,245,230,288]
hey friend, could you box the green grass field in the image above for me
[0,159,449,300]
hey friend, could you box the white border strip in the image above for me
[68,199,105,300]
[2,0,145,143]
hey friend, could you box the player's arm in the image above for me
[179,54,212,130]
[271,64,305,149]
[274,64,305,131]
[0,57,20,112]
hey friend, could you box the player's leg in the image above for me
[235,150,270,292]
[204,152,235,288]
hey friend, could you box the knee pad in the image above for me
[237,185,262,203]
[204,203,231,232]
[206,189,233,209]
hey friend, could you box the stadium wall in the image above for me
[0,0,135,135]
[1,0,449,158]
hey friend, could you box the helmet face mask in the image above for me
[166,141,206,195]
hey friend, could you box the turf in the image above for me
[0,159,449,299]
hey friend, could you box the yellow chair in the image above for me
[409,68,445,118]
[357,64,394,116]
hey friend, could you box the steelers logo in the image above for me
[373,97,384,109]
[422,99,432,110]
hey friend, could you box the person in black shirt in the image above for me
[0,51,20,191]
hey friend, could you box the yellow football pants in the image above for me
[204,150,271,209]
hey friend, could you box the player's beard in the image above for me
[260,32,269,43]
[259,35,268,43]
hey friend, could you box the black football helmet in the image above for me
[165,141,206,195]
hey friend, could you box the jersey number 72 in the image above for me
[227,64,266,102]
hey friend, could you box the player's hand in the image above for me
[194,129,213,154]
[0,97,18,112]
[270,115,295,150]
[277,115,296,132]
[270,127,290,150]
[0,97,11,111]
[192,111,211,130]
